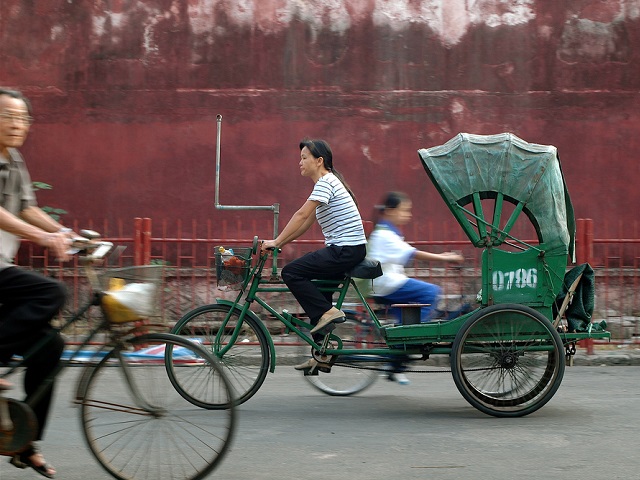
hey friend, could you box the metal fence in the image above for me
[17,217,640,342]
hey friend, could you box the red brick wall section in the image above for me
[1,1,638,240]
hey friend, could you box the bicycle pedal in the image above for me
[315,323,336,337]
[317,364,332,373]
[303,363,331,375]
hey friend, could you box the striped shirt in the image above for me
[308,173,366,246]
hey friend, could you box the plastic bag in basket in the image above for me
[102,278,156,323]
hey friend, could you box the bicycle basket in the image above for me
[100,265,163,324]
[215,246,252,288]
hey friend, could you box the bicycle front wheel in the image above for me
[80,333,236,480]
[172,304,270,407]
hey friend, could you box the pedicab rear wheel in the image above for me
[450,304,565,417]
[302,315,383,396]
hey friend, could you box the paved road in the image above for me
[0,364,637,480]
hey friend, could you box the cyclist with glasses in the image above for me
[0,87,76,478]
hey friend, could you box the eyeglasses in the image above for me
[0,113,34,126]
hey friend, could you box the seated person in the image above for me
[367,191,464,323]
[367,192,464,385]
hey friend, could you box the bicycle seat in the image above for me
[348,258,382,279]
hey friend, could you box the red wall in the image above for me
[1,1,638,240]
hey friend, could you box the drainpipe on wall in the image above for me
[214,115,280,275]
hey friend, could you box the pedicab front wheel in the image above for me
[171,303,270,407]
[450,304,565,418]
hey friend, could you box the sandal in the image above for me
[10,444,56,478]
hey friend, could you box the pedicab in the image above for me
[381,132,610,416]
[172,132,610,418]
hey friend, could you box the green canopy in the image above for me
[418,133,575,258]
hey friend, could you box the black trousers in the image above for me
[281,244,366,326]
[0,267,66,439]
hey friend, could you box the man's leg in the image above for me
[4,331,65,439]
[0,267,66,340]
[0,267,66,438]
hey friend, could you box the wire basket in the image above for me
[100,265,164,324]
[215,246,252,288]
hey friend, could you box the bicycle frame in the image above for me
[2,244,238,479]
[213,250,453,362]
[0,242,161,414]
[211,246,601,368]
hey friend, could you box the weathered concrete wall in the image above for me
[1,0,639,240]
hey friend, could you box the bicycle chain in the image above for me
[331,361,453,374]
[326,338,496,374]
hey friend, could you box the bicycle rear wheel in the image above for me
[79,333,236,480]
[0,398,37,455]
[302,315,385,396]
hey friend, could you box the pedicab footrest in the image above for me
[390,304,430,325]
[381,321,458,345]
[381,309,477,346]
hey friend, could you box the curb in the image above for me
[570,352,640,366]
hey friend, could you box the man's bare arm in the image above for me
[0,207,70,260]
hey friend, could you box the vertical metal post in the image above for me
[134,217,142,266]
[142,217,152,265]
[215,115,222,209]
[134,217,152,265]
[585,218,594,265]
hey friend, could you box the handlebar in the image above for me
[68,230,114,262]
[255,236,281,254]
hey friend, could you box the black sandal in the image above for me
[10,444,56,478]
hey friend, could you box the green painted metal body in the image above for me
[383,132,610,346]
[481,248,567,319]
